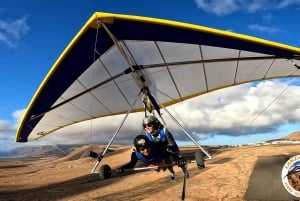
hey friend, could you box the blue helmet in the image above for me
[142,116,161,128]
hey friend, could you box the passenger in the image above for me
[143,116,189,178]
[142,115,179,155]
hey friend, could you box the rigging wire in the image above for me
[248,78,296,126]
[149,89,211,158]
[94,19,101,60]
[53,145,76,160]
[228,77,297,145]
[89,17,101,145]
[153,75,297,147]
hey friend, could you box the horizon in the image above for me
[3,131,300,158]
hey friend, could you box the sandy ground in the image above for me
[1,144,300,201]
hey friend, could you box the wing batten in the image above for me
[233,50,242,85]
[199,45,209,94]
[140,56,297,68]
[29,70,127,122]
[155,41,183,100]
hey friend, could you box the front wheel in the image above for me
[195,151,205,169]
[99,164,112,179]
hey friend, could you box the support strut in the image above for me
[90,90,143,173]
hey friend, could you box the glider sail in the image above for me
[16,12,300,142]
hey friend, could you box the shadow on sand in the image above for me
[0,165,203,201]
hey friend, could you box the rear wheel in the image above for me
[99,164,112,179]
[195,151,205,169]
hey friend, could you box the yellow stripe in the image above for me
[92,12,300,53]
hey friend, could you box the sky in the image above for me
[1,0,300,155]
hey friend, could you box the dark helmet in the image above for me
[142,116,161,128]
[134,135,150,150]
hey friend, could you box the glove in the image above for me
[116,168,124,173]
[166,145,173,153]
[88,151,98,158]
[176,156,187,167]
[97,154,103,161]
[131,146,136,152]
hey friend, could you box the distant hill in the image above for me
[3,144,122,158]
[263,131,300,143]
[3,131,300,158]
[0,150,15,157]
[280,131,300,140]
[8,144,86,158]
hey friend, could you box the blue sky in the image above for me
[1,0,300,154]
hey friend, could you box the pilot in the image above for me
[117,135,186,179]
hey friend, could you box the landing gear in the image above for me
[99,164,112,179]
[195,151,205,169]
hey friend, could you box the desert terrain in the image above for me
[1,138,300,201]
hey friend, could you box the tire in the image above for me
[195,151,205,169]
[99,164,112,179]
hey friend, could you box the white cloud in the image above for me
[194,0,300,16]
[39,79,300,144]
[3,79,300,149]
[276,0,300,8]
[0,109,25,141]
[0,120,14,133]
[195,0,240,16]
[12,109,26,126]
[172,79,300,138]
[0,15,30,47]
[248,24,282,34]
[0,119,15,143]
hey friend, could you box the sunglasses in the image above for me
[143,124,153,128]
[139,147,148,151]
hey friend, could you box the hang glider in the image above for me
[16,12,300,142]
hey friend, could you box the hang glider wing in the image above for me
[16,12,300,142]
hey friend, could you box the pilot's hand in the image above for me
[116,168,124,173]
[131,146,136,152]
[166,145,173,153]
[177,156,187,167]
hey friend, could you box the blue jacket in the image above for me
[145,127,179,154]
[135,142,164,164]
